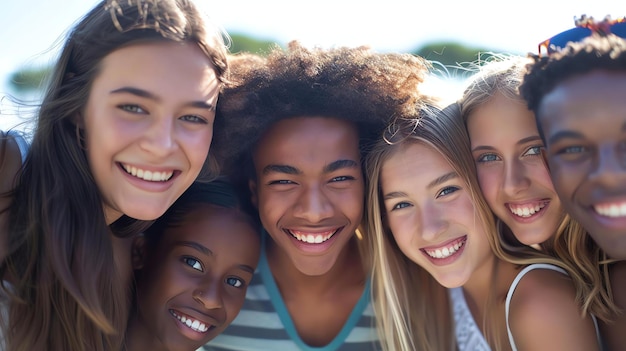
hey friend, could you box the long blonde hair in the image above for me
[460,54,616,322]
[365,103,497,350]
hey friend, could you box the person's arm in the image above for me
[0,132,24,263]
[600,261,626,351]
[508,268,600,351]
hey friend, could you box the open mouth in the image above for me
[286,228,340,244]
[170,309,212,333]
[593,201,626,218]
[120,163,175,182]
[507,200,548,218]
[423,236,467,259]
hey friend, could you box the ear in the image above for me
[249,179,258,209]
[131,234,148,270]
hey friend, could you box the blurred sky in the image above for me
[0,0,623,130]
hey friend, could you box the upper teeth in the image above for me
[122,164,173,182]
[594,203,626,218]
[425,240,464,259]
[509,203,546,218]
[289,230,335,244]
[170,310,209,333]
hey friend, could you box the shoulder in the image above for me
[508,265,600,350]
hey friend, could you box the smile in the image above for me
[594,201,626,218]
[423,236,466,259]
[287,229,338,244]
[507,201,548,218]
[170,309,210,333]
[121,163,174,182]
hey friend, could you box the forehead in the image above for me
[381,142,452,187]
[163,205,255,242]
[539,71,626,138]
[253,116,361,165]
[467,93,536,143]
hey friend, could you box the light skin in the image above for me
[380,142,494,289]
[467,92,562,246]
[126,205,260,351]
[538,69,626,350]
[539,70,626,259]
[249,116,366,346]
[83,41,220,225]
[380,141,600,350]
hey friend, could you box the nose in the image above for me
[192,281,223,310]
[502,158,530,196]
[418,202,449,241]
[588,144,626,186]
[139,116,177,158]
[292,184,334,223]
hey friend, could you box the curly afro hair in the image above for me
[212,41,434,179]
[521,34,626,120]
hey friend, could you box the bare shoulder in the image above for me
[508,267,600,351]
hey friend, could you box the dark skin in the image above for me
[599,261,626,351]
[250,117,368,346]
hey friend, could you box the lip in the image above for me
[505,199,550,224]
[420,235,467,266]
[283,227,343,253]
[117,162,180,192]
[169,308,218,341]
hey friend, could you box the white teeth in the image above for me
[509,203,546,218]
[425,240,464,259]
[290,230,335,244]
[171,311,209,333]
[122,164,174,182]
[594,203,626,218]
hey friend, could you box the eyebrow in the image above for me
[547,130,585,145]
[472,135,543,153]
[383,172,458,200]
[261,159,359,176]
[173,240,213,256]
[238,264,256,274]
[428,171,458,189]
[110,87,215,111]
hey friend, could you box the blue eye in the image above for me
[523,146,542,156]
[226,277,244,288]
[391,202,412,211]
[437,186,459,198]
[183,257,203,271]
[476,153,499,163]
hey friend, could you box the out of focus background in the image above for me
[1,0,622,131]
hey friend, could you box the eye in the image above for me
[476,153,500,163]
[118,104,146,114]
[436,186,459,198]
[330,175,355,182]
[557,145,588,155]
[226,277,244,288]
[523,146,542,156]
[268,179,296,185]
[182,257,203,272]
[391,202,412,211]
[180,114,208,124]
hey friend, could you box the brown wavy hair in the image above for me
[1,1,228,350]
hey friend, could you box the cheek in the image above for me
[183,130,214,165]
[475,167,499,202]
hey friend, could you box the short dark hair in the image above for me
[212,41,433,181]
[520,34,626,139]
